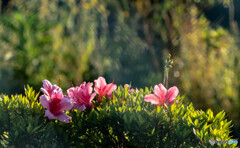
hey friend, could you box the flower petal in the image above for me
[56,112,72,123]
[41,88,49,96]
[67,87,75,98]
[166,86,179,102]
[45,110,57,120]
[52,84,62,91]
[40,95,49,109]
[129,88,135,93]
[59,96,73,111]
[144,94,160,105]
[106,84,117,98]
[98,77,107,86]
[73,103,85,111]
[85,82,93,94]
[42,79,52,89]
[51,90,63,99]
[94,77,106,90]
[77,105,86,111]
[154,84,167,102]
[124,84,130,88]
[89,93,96,102]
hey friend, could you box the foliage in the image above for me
[0,0,240,139]
[0,85,236,147]
[131,0,240,138]
[163,0,240,137]
[0,0,99,94]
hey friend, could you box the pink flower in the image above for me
[94,77,117,101]
[124,84,135,92]
[144,83,179,107]
[40,79,62,97]
[67,82,96,110]
[40,90,73,123]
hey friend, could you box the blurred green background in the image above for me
[0,0,239,138]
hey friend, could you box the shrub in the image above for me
[0,84,236,147]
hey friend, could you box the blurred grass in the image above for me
[0,0,239,138]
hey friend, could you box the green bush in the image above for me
[0,85,236,147]
[1,1,240,139]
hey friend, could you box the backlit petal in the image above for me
[106,84,117,98]
[90,93,96,102]
[98,77,107,86]
[56,112,72,123]
[60,96,74,111]
[67,87,75,98]
[40,95,49,109]
[52,90,63,99]
[45,110,57,120]
[129,88,135,92]
[154,84,167,102]
[77,105,86,111]
[144,94,160,105]
[166,86,179,102]
[41,88,49,96]
[52,84,62,91]
[42,80,51,89]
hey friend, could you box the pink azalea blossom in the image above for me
[67,82,96,110]
[94,77,117,101]
[124,84,135,92]
[40,89,73,123]
[144,83,179,107]
[40,79,62,97]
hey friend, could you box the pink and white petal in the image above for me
[80,82,87,87]
[40,95,50,109]
[67,87,75,97]
[98,77,107,86]
[86,82,93,93]
[94,86,100,94]
[129,88,135,92]
[124,84,130,88]
[77,105,86,111]
[94,79,100,88]
[106,84,117,98]
[112,84,117,91]
[144,94,160,105]
[89,93,96,102]
[42,80,52,90]
[107,92,113,98]
[166,86,179,102]
[56,112,72,123]
[73,87,81,98]
[52,90,63,99]
[60,97,74,111]
[45,110,57,120]
[154,84,167,101]
[41,88,49,96]
[52,84,62,91]
[73,103,84,110]
[104,84,113,96]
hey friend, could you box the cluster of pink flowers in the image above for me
[39,77,117,123]
[39,76,179,123]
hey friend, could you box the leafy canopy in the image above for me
[0,85,236,147]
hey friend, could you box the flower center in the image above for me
[49,98,63,115]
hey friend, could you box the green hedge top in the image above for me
[0,79,237,147]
